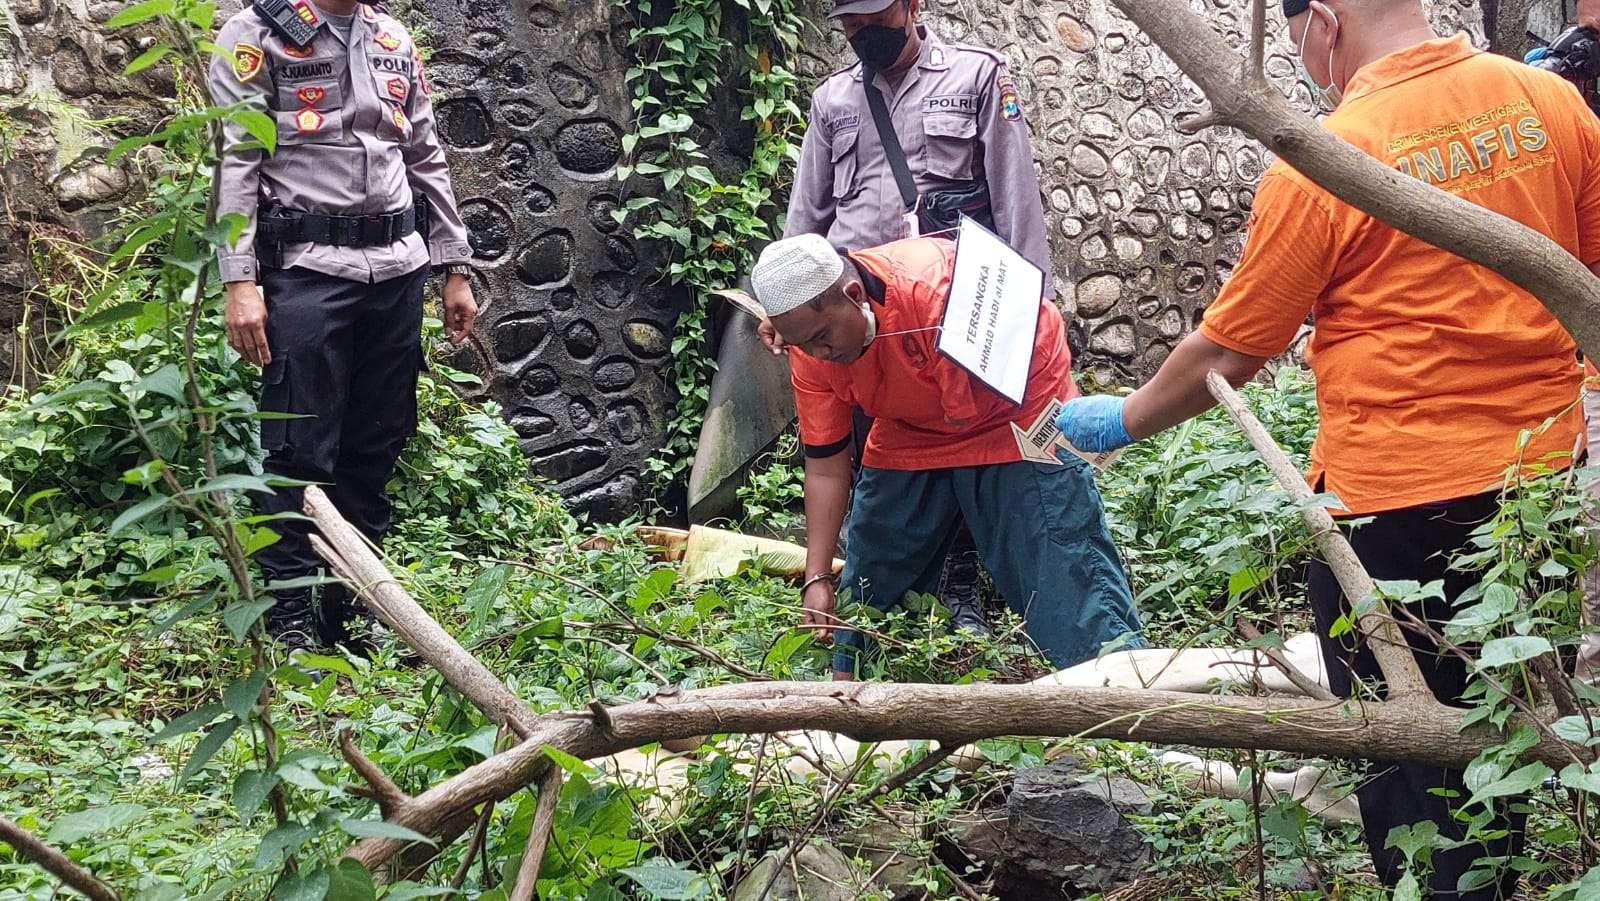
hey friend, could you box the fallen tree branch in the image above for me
[1106,0,1600,367]
[339,726,410,818]
[1207,371,1432,699]
[306,486,540,738]
[509,766,563,901]
[343,679,1569,871]
[0,816,119,901]
[859,743,960,804]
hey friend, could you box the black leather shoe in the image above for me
[317,582,390,655]
[939,543,991,636]
[264,588,322,654]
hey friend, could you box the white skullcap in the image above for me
[750,234,844,317]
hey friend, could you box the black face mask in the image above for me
[850,22,909,71]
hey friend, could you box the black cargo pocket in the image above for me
[259,357,291,453]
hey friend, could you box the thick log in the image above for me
[1106,0,1600,360]
[344,681,1566,870]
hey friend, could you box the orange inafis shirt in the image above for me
[789,237,1076,470]
[1201,34,1596,515]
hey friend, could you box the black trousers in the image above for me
[253,264,428,583]
[1308,490,1526,899]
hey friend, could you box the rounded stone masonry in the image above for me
[793,0,1487,380]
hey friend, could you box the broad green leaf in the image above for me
[185,473,274,497]
[456,724,501,759]
[338,818,437,846]
[255,821,315,869]
[763,629,810,670]
[136,364,186,402]
[274,867,331,901]
[583,881,627,901]
[67,301,147,334]
[47,803,148,844]
[222,671,270,720]
[108,0,175,28]
[1385,820,1440,862]
[325,859,377,901]
[1552,715,1600,745]
[223,599,276,641]
[543,744,595,777]
[465,564,512,632]
[630,568,676,614]
[111,492,173,535]
[150,702,224,743]
[618,859,711,900]
[124,44,171,74]
[292,652,358,678]
[1464,761,1551,808]
[1476,636,1553,669]
[230,108,278,153]
[1226,565,1269,598]
[233,769,279,820]
[1560,761,1600,795]
[177,716,242,786]
[1394,872,1422,901]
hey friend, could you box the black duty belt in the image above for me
[259,206,418,248]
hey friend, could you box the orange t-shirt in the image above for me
[1201,34,1596,515]
[789,237,1077,470]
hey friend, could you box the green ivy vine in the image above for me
[611,0,808,493]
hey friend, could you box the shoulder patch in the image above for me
[360,4,378,21]
[233,42,265,82]
[374,30,402,51]
[997,73,1022,121]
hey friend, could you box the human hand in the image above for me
[1056,395,1134,453]
[443,273,477,344]
[757,317,787,355]
[801,578,838,643]
[225,281,271,366]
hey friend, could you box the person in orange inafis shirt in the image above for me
[1057,0,1599,895]
[749,233,1143,681]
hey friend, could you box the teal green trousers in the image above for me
[833,449,1143,674]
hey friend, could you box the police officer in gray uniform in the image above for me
[768,0,1052,635]
[209,0,476,650]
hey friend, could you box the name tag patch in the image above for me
[370,54,415,76]
[923,94,977,114]
[279,59,335,81]
[827,111,861,134]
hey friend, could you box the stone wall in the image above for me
[0,0,176,385]
[412,0,683,521]
[795,0,1486,384]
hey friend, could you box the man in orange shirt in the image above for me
[1058,0,1598,894]
[750,232,1142,679]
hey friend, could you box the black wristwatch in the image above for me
[441,263,471,278]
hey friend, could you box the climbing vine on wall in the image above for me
[611,0,807,492]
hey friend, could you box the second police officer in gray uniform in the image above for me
[770,0,1052,637]
[209,0,476,651]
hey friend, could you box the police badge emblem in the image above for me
[997,74,1022,122]
[374,31,401,51]
[296,86,327,107]
[232,43,264,82]
[295,107,325,133]
[386,77,408,101]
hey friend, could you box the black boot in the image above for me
[317,581,388,655]
[939,532,990,636]
[263,587,321,653]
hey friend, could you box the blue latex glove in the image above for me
[1525,46,1551,65]
[1056,395,1134,453]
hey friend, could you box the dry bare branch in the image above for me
[508,766,564,901]
[0,816,119,901]
[1206,371,1431,699]
[1234,621,1337,702]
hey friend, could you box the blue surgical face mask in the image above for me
[1297,7,1343,111]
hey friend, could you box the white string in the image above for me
[873,324,943,338]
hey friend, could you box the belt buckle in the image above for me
[328,217,353,246]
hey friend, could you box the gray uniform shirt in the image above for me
[784,28,1050,287]
[209,2,470,284]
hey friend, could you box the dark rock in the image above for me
[957,761,1152,898]
[732,840,862,901]
[553,118,622,174]
[492,313,551,362]
[515,230,573,287]
[436,97,494,149]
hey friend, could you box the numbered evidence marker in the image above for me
[1010,399,1124,470]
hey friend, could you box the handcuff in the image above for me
[801,572,837,595]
